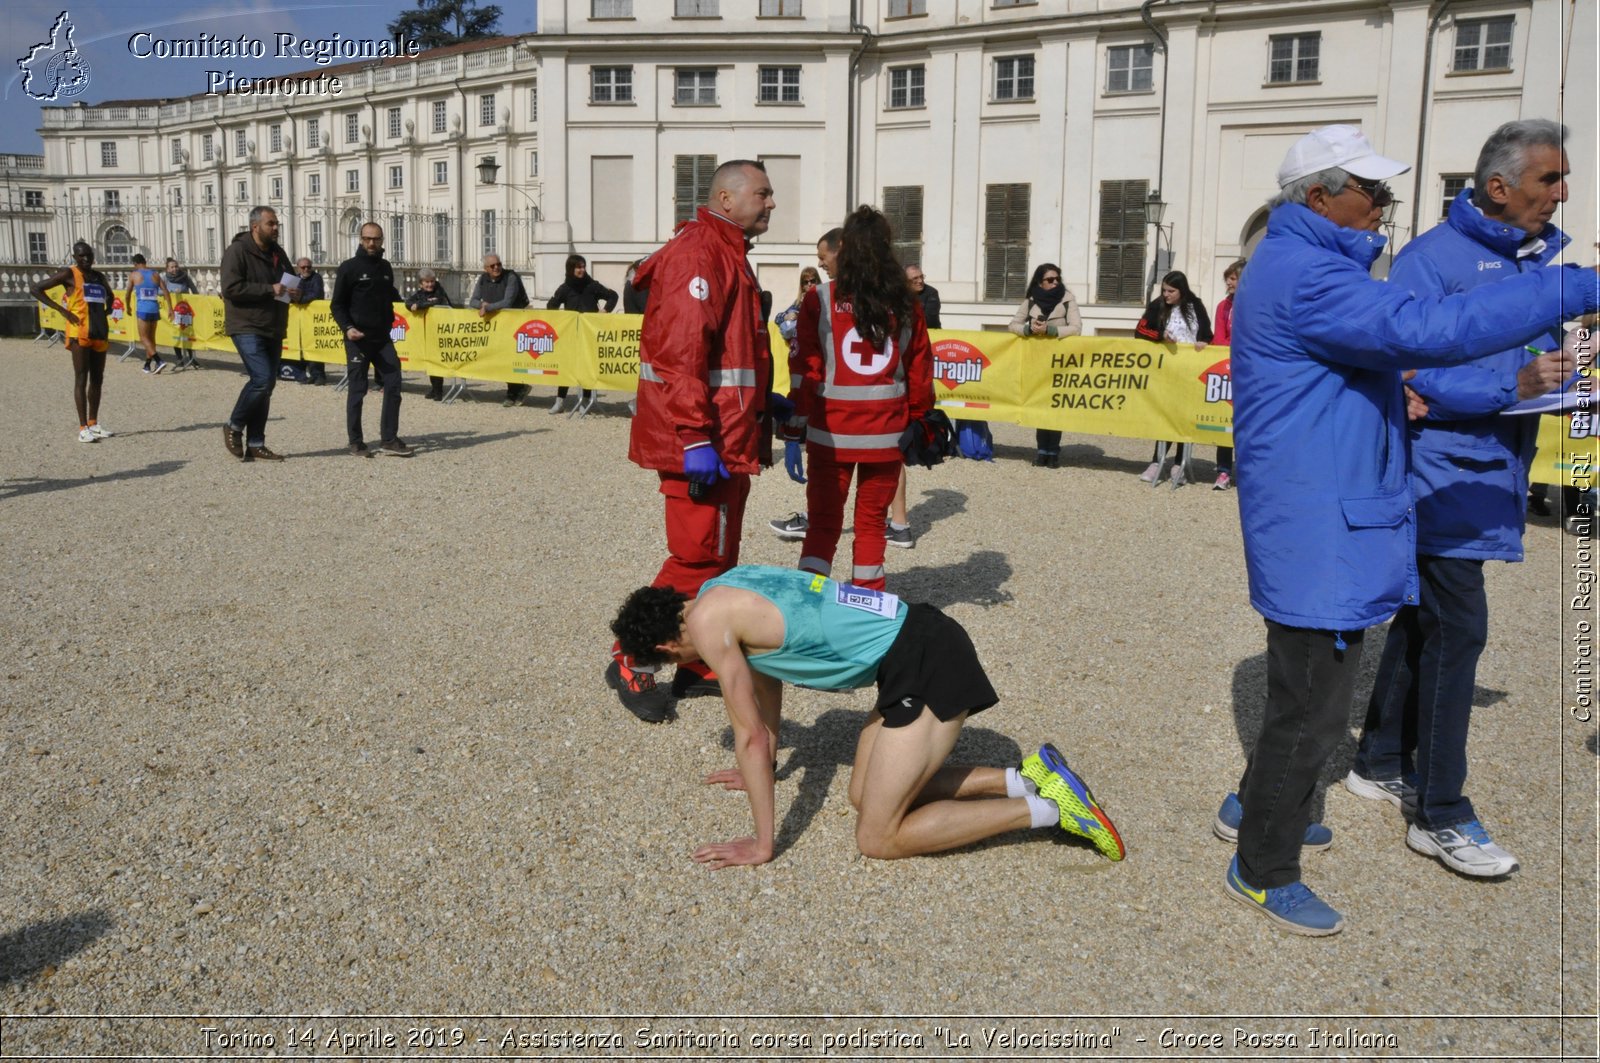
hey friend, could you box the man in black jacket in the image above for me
[220,206,292,462]
[330,222,410,457]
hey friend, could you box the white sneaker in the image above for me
[1138,461,1161,484]
[77,427,96,442]
[1343,769,1415,809]
[1406,820,1519,877]
[1171,464,1187,489]
[548,396,566,414]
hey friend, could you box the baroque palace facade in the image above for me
[3,0,1592,332]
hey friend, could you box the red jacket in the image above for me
[629,207,773,474]
[792,281,933,462]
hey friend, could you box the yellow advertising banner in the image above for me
[106,296,136,344]
[30,298,1589,485]
[580,315,792,393]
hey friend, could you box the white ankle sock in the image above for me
[1004,766,1038,798]
[889,519,910,531]
[1026,793,1060,828]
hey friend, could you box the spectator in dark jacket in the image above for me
[546,253,618,414]
[219,206,292,462]
[288,256,328,383]
[906,264,941,329]
[622,258,649,315]
[330,222,409,456]
[406,270,455,400]
[468,254,531,406]
[1135,270,1213,487]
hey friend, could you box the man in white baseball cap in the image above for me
[1214,124,1600,937]
[1276,123,1411,186]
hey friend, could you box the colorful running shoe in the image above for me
[1020,743,1125,861]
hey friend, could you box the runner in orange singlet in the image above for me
[31,241,115,442]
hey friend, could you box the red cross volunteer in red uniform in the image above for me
[607,159,778,722]
[789,205,934,590]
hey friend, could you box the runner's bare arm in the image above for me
[690,625,776,869]
[29,270,75,324]
[702,669,783,791]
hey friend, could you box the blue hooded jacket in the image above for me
[1394,189,1569,562]
[1232,202,1598,631]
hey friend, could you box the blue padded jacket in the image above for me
[1395,190,1569,562]
[1231,202,1598,631]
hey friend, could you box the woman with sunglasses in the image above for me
[1135,270,1213,486]
[1009,263,1082,467]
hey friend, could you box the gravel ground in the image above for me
[0,337,1595,1059]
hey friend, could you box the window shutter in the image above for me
[675,155,716,226]
[983,184,1029,301]
[1095,179,1149,304]
[883,185,924,266]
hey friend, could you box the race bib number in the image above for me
[836,584,899,618]
[82,282,107,304]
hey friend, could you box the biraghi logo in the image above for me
[389,312,409,342]
[931,339,989,390]
[1199,357,1232,405]
[516,319,558,357]
[170,301,194,327]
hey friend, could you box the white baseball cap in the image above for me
[1277,125,1411,187]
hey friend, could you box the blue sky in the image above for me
[2,0,541,154]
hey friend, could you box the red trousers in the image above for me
[799,452,900,590]
[652,470,751,598]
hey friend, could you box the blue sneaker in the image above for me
[1223,855,1344,936]
[1213,793,1333,850]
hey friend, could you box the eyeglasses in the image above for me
[486,263,502,271]
[1041,275,1061,285]
[1341,177,1394,209]
[803,279,819,287]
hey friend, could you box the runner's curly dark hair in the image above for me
[834,205,913,350]
[611,586,689,666]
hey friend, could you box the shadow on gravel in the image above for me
[0,460,187,500]
[409,428,550,453]
[0,910,114,985]
[719,708,1026,861]
[113,421,217,439]
[888,549,1013,608]
[1588,732,1598,757]
[905,487,968,530]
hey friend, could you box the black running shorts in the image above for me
[873,603,998,728]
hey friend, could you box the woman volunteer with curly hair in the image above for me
[785,206,934,590]
[31,240,116,443]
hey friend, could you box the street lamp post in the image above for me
[1146,188,1172,300]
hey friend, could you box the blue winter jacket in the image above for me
[1395,190,1569,562]
[1232,203,1599,631]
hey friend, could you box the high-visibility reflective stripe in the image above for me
[806,427,902,449]
[639,363,754,389]
[799,557,831,576]
[852,564,885,581]
[708,368,756,388]
[818,381,905,400]
[717,503,727,557]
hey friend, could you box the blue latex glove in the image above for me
[683,446,730,485]
[767,392,795,422]
[784,440,806,484]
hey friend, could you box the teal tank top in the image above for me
[700,566,907,690]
